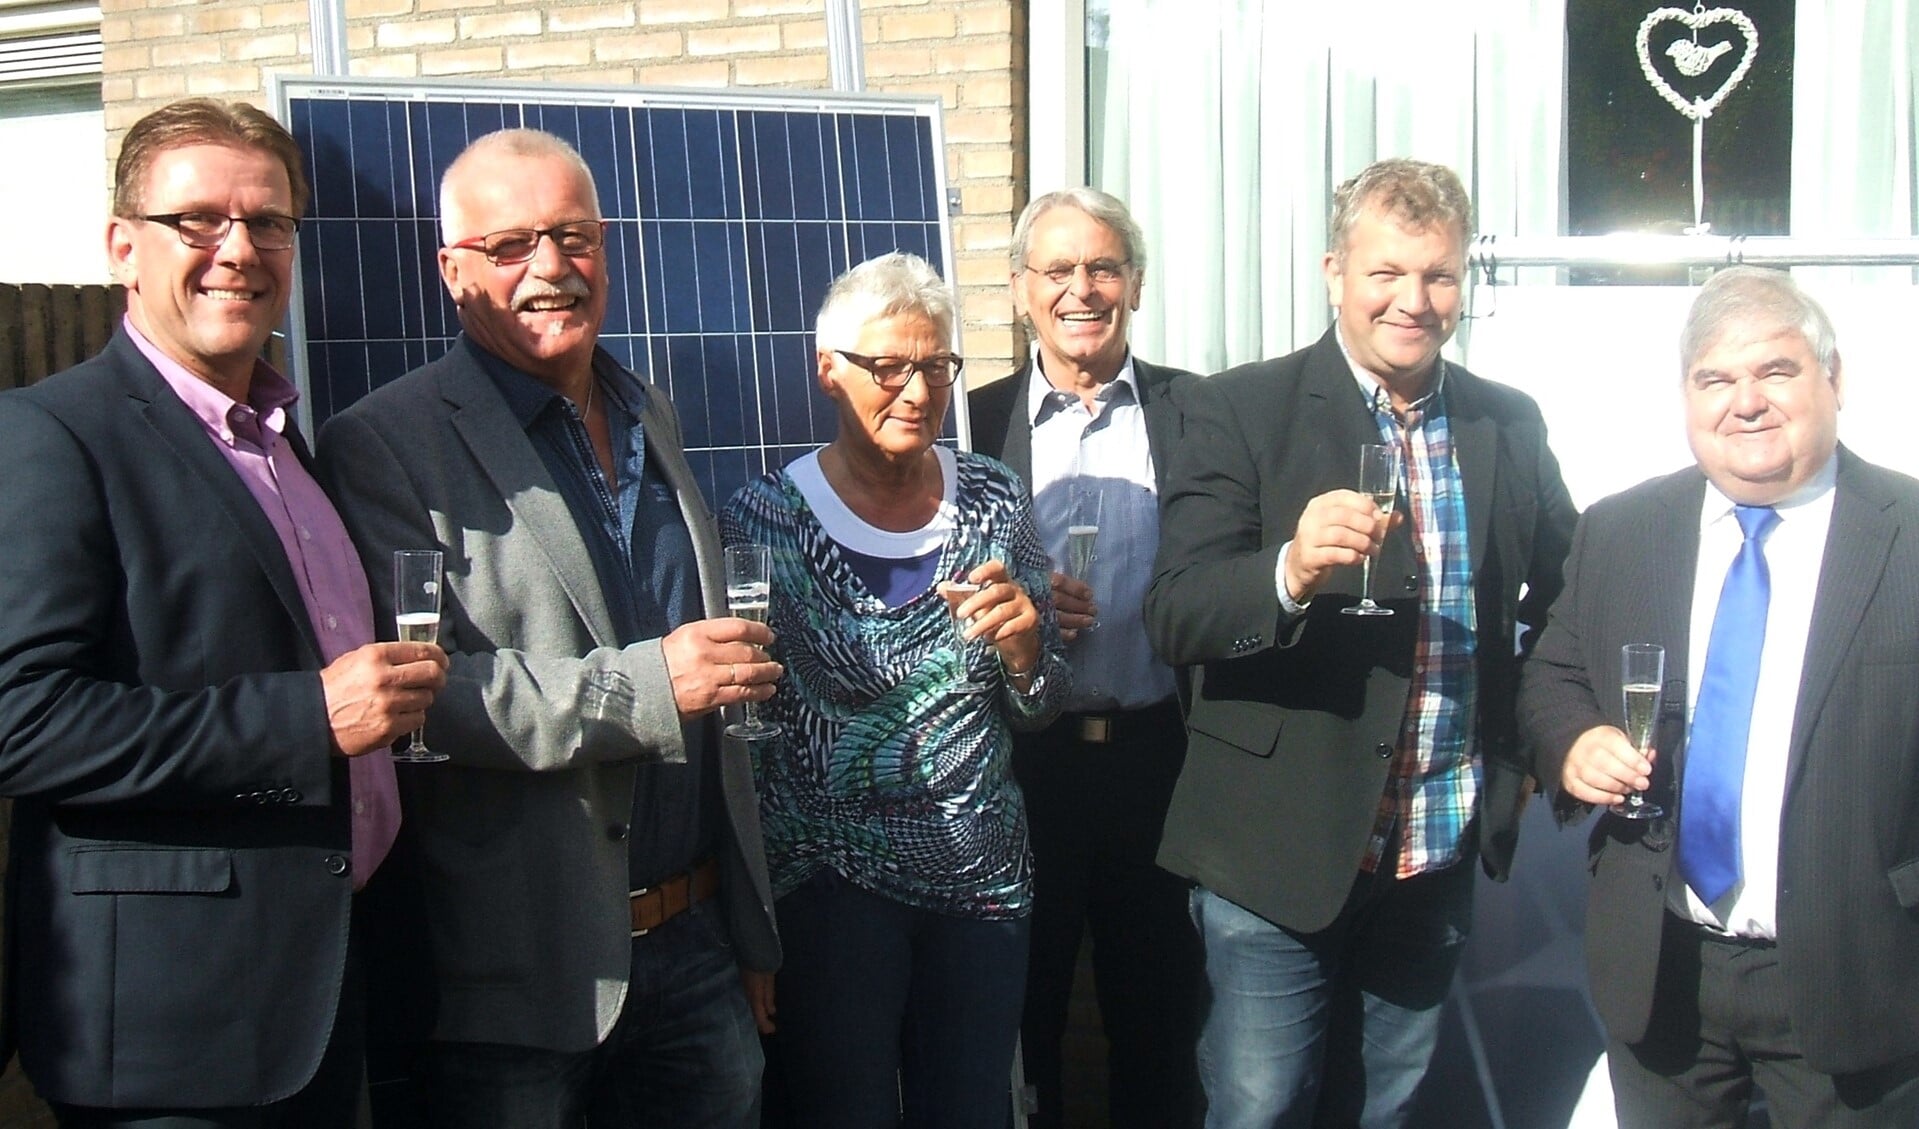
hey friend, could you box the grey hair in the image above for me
[439,128,600,244]
[1008,187,1148,274]
[1680,266,1839,375]
[814,251,956,351]
[1328,158,1473,265]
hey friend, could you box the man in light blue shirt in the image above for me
[968,187,1201,1129]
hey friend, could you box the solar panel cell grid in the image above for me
[276,77,957,509]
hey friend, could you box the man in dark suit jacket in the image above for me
[968,188,1201,1129]
[316,127,781,1129]
[1143,159,1576,1128]
[1519,266,1919,1127]
[0,99,446,1126]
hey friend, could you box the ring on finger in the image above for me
[729,662,739,687]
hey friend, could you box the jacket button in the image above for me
[606,823,629,841]
[1375,742,1393,759]
[283,789,302,804]
[324,855,350,877]
[1402,575,1419,592]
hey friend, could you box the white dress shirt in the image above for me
[1672,458,1837,938]
[1025,348,1177,710]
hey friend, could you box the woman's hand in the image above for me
[951,558,1041,676]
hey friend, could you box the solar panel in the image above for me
[269,75,961,510]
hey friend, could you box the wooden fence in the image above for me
[0,283,113,1124]
[0,283,125,391]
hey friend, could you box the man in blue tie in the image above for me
[1519,265,1919,1128]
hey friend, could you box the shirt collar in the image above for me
[1024,346,1139,427]
[126,315,296,447]
[466,334,647,431]
[1699,453,1840,532]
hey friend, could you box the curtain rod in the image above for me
[1468,234,1919,271]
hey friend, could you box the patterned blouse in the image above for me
[720,450,1069,919]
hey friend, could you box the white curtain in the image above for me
[1093,0,1567,374]
[1791,0,1919,286]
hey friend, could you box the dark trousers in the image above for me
[764,869,1030,1129]
[1610,914,1919,1129]
[1012,701,1202,1129]
[51,905,367,1129]
[410,900,761,1129]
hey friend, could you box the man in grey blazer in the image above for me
[316,128,781,1128]
[1519,266,1919,1127]
[967,188,1201,1129]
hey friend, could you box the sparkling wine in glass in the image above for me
[1341,443,1401,617]
[1613,642,1665,819]
[937,521,992,694]
[1065,480,1101,581]
[393,550,448,763]
[724,544,781,741]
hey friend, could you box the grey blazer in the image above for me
[315,336,779,1053]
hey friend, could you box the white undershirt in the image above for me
[786,445,958,558]
[1671,458,1836,938]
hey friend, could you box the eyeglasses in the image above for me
[139,212,301,251]
[1022,259,1132,286]
[446,221,606,265]
[833,349,964,389]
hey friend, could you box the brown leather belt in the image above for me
[629,856,719,937]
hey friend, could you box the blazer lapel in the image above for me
[122,348,323,664]
[1648,472,1704,748]
[633,380,724,618]
[1134,356,1182,492]
[440,354,621,648]
[1444,369,1498,573]
[1788,450,1893,786]
[998,362,1035,488]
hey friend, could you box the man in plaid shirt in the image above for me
[1144,158,1577,1129]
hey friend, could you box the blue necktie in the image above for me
[1678,504,1779,906]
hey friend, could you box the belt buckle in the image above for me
[1077,715,1112,743]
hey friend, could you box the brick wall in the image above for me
[98,0,1028,373]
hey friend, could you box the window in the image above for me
[0,1,105,285]
[1567,0,1795,283]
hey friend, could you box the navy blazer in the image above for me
[1145,328,1578,933]
[1520,449,1919,1074]
[0,332,354,1107]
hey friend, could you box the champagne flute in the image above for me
[937,522,992,694]
[1341,443,1401,617]
[392,550,449,763]
[1613,642,1665,819]
[1065,480,1101,633]
[724,545,781,741]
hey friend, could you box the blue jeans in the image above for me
[1193,859,1475,1129]
[412,899,762,1129]
[764,869,1029,1129]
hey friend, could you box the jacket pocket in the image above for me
[1188,703,1283,758]
[70,846,234,894]
[1890,857,1919,909]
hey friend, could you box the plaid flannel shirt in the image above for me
[1360,371,1480,877]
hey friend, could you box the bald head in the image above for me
[438,129,600,244]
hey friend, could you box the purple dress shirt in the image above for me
[127,318,400,888]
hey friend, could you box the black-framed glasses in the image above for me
[446,221,606,265]
[139,212,300,251]
[1022,259,1131,286]
[833,349,964,389]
